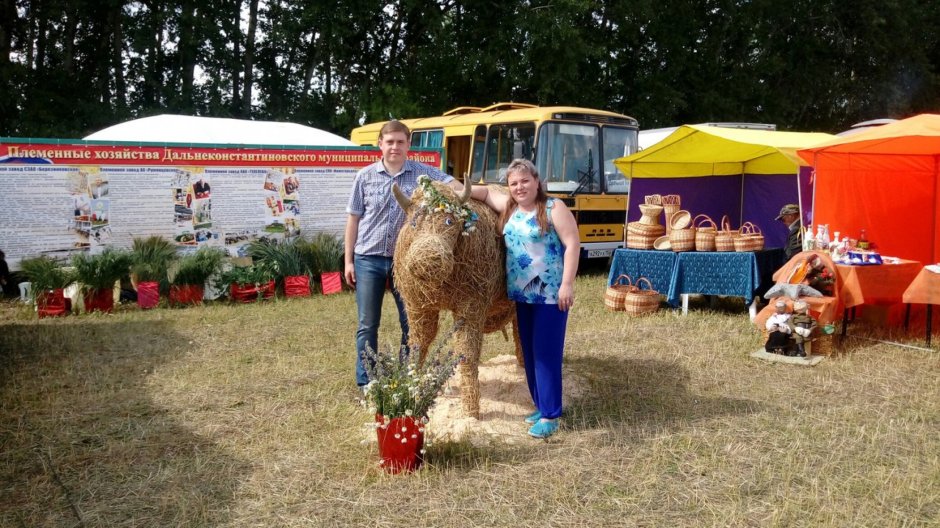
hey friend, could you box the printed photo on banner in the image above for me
[67,168,109,249]
[172,167,215,248]
[262,168,301,240]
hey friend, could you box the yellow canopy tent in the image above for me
[614,125,834,247]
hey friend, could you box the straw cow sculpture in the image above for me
[392,178,518,418]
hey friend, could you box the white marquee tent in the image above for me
[84,114,355,146]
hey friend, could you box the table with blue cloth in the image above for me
[607,249,677,295]
[667,248,786,309]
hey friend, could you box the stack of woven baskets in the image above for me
[624,193,765,253]
[626,195,666,249]
[667,210,695,251]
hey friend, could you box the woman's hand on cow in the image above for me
[557,282,574,311]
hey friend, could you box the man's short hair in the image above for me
[378,120,411,142]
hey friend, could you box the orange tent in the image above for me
[798,114,940,266]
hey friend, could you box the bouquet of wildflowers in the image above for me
[416,175,479,235]
[361,325,462,419]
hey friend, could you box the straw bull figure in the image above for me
[392,178,520,418]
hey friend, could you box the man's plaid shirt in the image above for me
[346,159,452,257]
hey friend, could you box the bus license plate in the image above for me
[586,249,613,259]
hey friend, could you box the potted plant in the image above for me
[71,249,133,313]
[19,256,75,318]
[361,327,462,473]
[247,238,311,297]
[130,236,179,309]
[220,262,277,303]
[309,232,345,295]
[168,247,226,306]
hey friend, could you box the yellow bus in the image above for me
[350,102,639,258]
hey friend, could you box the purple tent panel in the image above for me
[628,167,814,249]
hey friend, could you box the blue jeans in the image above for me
[354,254,409,386]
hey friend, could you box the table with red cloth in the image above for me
[835,259,923,339]
[835,259,923,309]
[902,267,940,346]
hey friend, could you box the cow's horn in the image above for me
[392,183,411,210]
[458,180,472,204]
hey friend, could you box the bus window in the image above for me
[537,123,600,194]
[412,129,444,148]
[483,123,535,184]
[602,127,636,194]
[469,125,487,183]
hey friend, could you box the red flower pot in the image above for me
[37,288,69,318]
[136,281,160,309]
[283,275,311,297]
[375,415,425,474]
[230,280,275,303]
[84,288,114,313]
[169,284,203,306]
[321,271,342,295]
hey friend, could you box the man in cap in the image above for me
[776,204,802,258]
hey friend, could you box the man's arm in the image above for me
[344,214,360,286]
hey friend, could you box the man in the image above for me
[344,120,461,388]
[776,203,802,258]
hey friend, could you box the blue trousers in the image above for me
[354,254,409,386]
[516,302,568,419]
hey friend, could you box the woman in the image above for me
[471,159,580,438]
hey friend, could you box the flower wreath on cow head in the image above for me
[395,175,479,236]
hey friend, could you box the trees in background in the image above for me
[1,0,938,138]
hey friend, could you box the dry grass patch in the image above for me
[1,270,938,527]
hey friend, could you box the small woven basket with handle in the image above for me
[734,222,765,252]
[623,277,660,316]
[605,274,636,311]
[693,215,718,251]
[715,215,738,252]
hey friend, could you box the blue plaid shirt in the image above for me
[346,159,453,257]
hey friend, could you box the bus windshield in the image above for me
[603,126,635,194]
[537,123,601,194]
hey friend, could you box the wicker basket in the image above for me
[604,274,636,311]
[627,222,666,236]
[626,222,665,249]
[669,226,696,252]
[627,231,658,249]
[638,204,664,226]
[624,277,660,316]
[662,195,681,234]
[694,215,718,251]
[715,215,738,252]
[734,222,765,252]
[811,333,835,357]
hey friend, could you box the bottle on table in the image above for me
[815,224,829,250]
[803,226,815,251]
[857,228,870,250]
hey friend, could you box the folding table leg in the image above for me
[841,309,849,343]
[748,297,758,322]
[681,294,689,316]
[928,305,933,347]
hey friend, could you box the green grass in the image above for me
[1,269,938,527]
